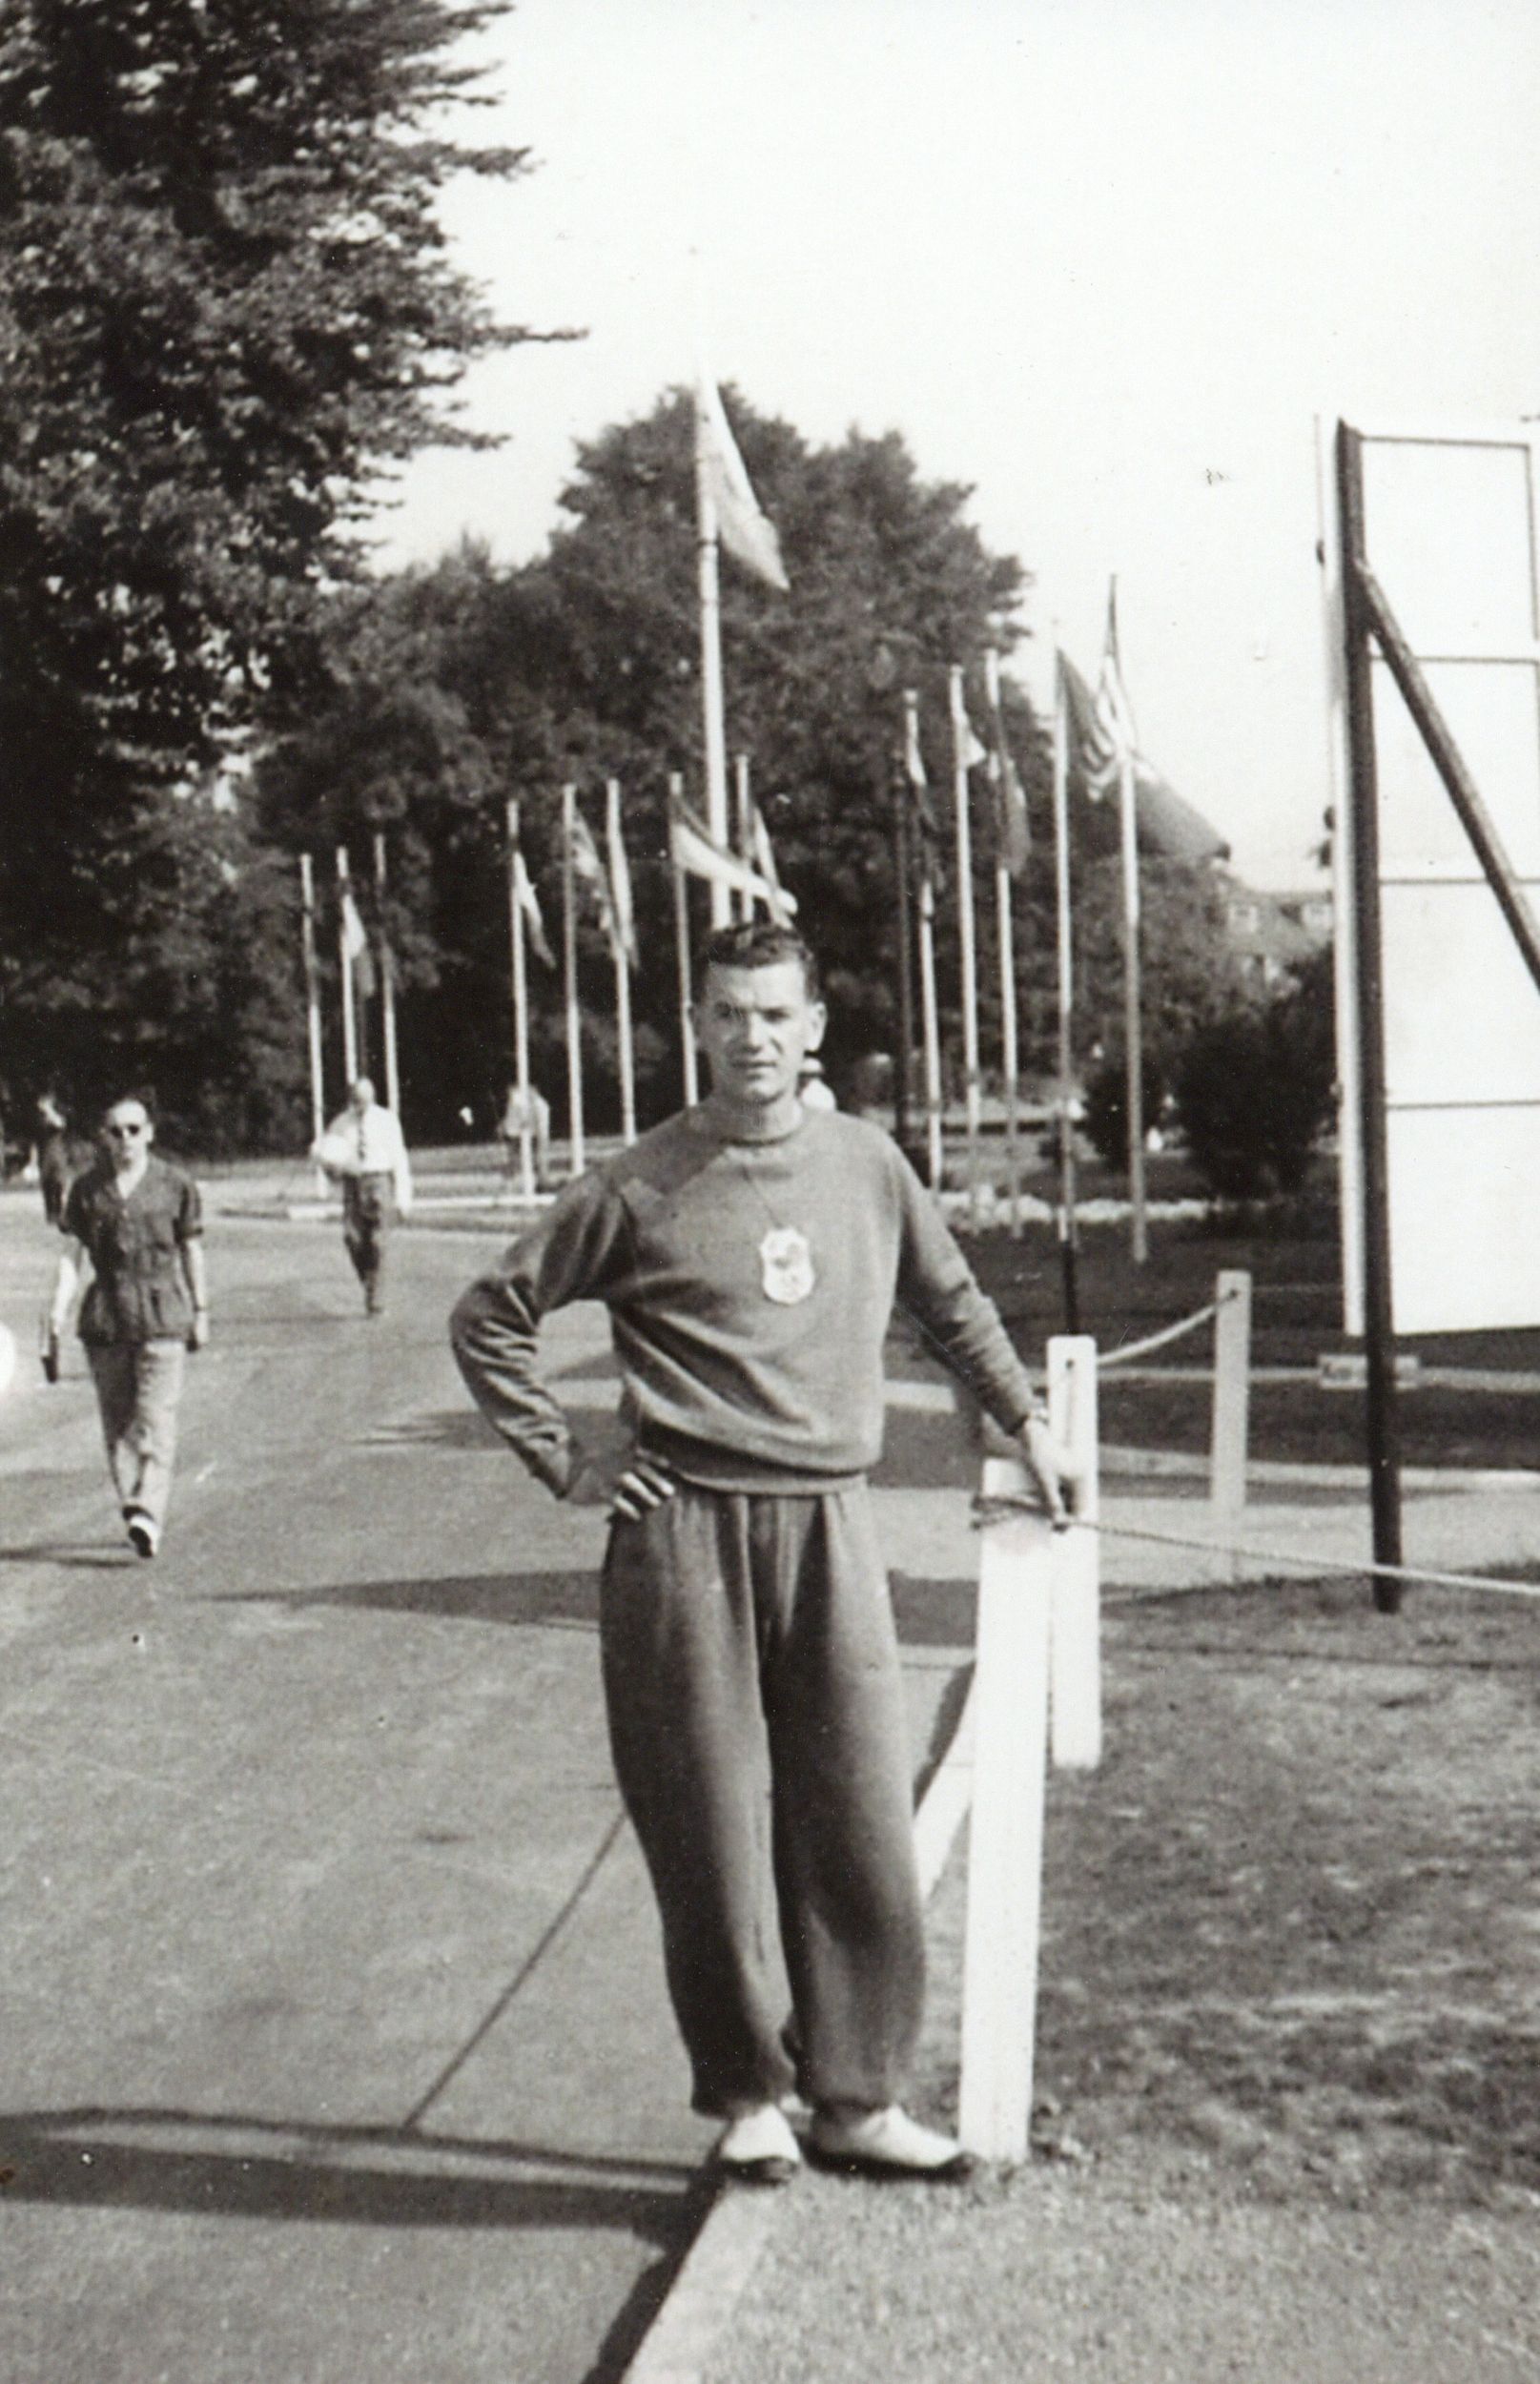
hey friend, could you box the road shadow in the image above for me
[216,1566,976,1646]
[215,1569,602,1630]
[359,1408,507,1453]
[0,2106,697,2245]
[0,1542,133,1570]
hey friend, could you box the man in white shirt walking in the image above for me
[313,1078,413,1315]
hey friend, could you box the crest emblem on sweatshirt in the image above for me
[759,1225,815,1305]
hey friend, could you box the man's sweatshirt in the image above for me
[450,1105,1040,1495]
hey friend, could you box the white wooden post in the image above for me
[1209,1268,1252,1582]
[1049,1336,1101,1771]
[958,1453,1052,2163]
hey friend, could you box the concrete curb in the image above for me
[617,1678,979,2384]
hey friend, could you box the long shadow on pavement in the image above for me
[0,2106,693,2238]
[208,1567,979,1646]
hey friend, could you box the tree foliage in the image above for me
[0,0,541,1141]
[1174,946,1337,1201]
[261,383,1248,1145]
[261,387,1065,1135]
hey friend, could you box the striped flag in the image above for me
[694,378,790,592]
[670,791,797,917]
[1088,582,1139,797]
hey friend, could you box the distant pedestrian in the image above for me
[35,1092,73,1226]
[313,1077,413,1315]
[46,1092,208,1559]
[500,1081,552,1188]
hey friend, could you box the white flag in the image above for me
[339,882,376,997]
[568,807,626,958]
[694,378,790,591]
[670,796,797,916]
[513,848,554,967]
[749,802,796,928]
[606,780,637,965]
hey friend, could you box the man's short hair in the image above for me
[696,921,821,1002]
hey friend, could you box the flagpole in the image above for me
[906,690,945,1193]
[732,752,752,921]
[669,773,700,1106]
[298,853,327,1196]
[892,743,914,1154]
[1052,653,1081,1333]
[561,783,585,1178]
[985,652,1021,1236]
[693,434,732,930]
[949,666,984,1223]
[505,797,535,1201]
[606,778,637,1143]
[1119,742,1148,1263]
[336,845,359,1085]
[373,832,401,1122]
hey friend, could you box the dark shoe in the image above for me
[125,1511,158,1560]
[808,2105,977,2183]
[714,2105,801,2188]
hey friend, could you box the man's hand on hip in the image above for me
[565,1449,679,1522]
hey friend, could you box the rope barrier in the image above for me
[974,1491,1540,1605]
[1094,1284,1242,1372]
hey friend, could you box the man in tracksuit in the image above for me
[450,921,1074,2185]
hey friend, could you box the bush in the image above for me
[1081,1052,1167,1174]
[1174,975,1335,1202]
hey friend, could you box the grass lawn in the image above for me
[957,1160,1540,1473]
[919,1573,1540,2209]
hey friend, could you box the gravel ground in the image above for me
[706,1576,1540,2384]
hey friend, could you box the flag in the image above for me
[1058,648,1230,867]
[606,783,637,965]
[340,883,376,999]
[749,800,796,927]
[982,650,1032,875]
[902,694,941,855]
[670,792,798,916]
[694,378,790,591]
[568,805,626,959]
[513,848,554,968]
[1090,583,1140,798]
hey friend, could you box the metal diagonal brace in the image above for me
[1354,558,1540,1001]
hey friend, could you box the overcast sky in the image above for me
[376,0,1540,889]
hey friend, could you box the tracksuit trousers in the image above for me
[599,1479,925,2121]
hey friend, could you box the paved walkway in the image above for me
[0,1196,963,2384]
[6,1180,1540,2384]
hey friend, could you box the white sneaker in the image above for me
[810,2105,976,2181]
[715,2103,802,2187]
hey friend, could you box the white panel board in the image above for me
[1382,879,1540,1106]
[1360,437,1535,652]
[1335,421,1540,1334]
[1373,661,1540,878]
[1387,1105,1540,1333]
